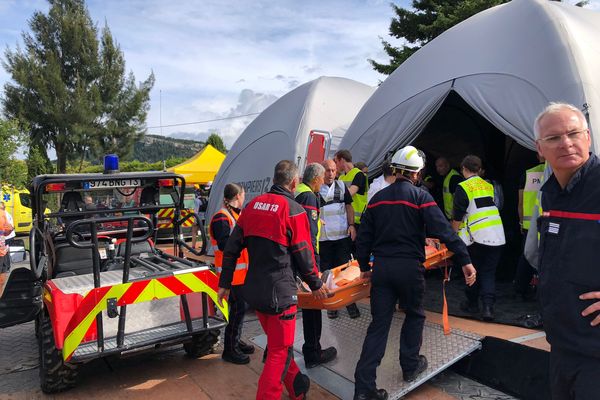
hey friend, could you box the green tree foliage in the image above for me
[206,133,227,153]
[0,119,25,183]
[371,0,509,75]
[131,135,204,163]
[2,0,154,174]
[372,0,589,75]
[26,143,54,183]
[74,157,187,173]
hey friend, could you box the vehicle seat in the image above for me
[140,186,158,206]
[53,242,95,278]
[60,191,85,229]
[116,239,154,258]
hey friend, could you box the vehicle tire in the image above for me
[183,329,220,358]
[38,312,78,393]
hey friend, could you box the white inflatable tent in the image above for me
[338,0,600,276]
[206,76,375,225]
[340,0,600,173]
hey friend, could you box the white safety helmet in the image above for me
[390,145,425,173]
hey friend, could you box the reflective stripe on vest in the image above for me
[443,169,460,219]
[209,207,249,285]
[319,181,349,241]
[295,182,321,252]
[340,167,368,225]
[457,176,505,246]
[522,163,545,230]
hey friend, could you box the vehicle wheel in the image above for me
[38,312,78,393]
[183,329,221,358]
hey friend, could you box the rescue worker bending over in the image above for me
[217,160,328,400]
[295,163,338,368]
[452,155,505,322]
[209,183,254,364]
[353,146,475,400]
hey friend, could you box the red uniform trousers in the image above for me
[256,305,304,400]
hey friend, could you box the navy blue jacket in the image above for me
[539,153,600,358]
[357,177,470,271]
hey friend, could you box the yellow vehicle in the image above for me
[0,184,34,235]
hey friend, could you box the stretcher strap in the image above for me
[442,263,451,335]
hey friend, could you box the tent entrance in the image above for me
[412,90,538,280]
[252,303,481,399]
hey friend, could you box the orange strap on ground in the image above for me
[442,264,451,335]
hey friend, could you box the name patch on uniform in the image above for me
[253,201,279,212]
[311,210,318,221]
[548,222,560,235]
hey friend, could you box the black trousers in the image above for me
[514,231,536,295]
[319,237,353,271]
[354,257,425,393]
[301,308,322,361]
[0,253,10,273]
[550,347,600,400]
[465,242,503,306]
[223,285,247,354]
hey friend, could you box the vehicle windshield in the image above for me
[39,178,182,236]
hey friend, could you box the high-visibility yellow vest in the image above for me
[210,207,249,285]
[295,182,321,253]
[340,167,368,225]
[522,163,545,230]
[443,169,461,219]
[457,176,505,246]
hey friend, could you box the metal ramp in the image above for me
[252,303,481,399]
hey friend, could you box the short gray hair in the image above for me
[303,163,325,184]
[534,102,588,139]
[273,160,299,186]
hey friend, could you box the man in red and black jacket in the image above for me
[218,160,328,400]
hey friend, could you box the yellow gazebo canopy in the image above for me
[167,144,226,185]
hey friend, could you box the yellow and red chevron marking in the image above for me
[61,269,228,361]
[157,208,194,228]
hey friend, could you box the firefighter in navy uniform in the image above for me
[217,160,328,400]
[353,146,476,400]
[209,183,255,364]
[295,163,338,368]
[534,103,600,399]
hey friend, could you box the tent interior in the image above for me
[407,90,539,280]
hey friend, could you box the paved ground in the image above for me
[0,314,516,400]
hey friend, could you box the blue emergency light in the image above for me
[104,154,119,174]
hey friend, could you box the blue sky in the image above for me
[0,0,598,150]
[0,0,410,148]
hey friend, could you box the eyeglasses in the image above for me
[536,129,588,146]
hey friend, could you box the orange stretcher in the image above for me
[298,239,454,310]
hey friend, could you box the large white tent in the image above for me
[339,0,600,173]
[206,76,375,223]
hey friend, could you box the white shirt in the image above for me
[367,175,392,202]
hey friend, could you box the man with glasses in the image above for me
[534,102,600,399]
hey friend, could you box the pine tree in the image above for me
[371,0,508,75]
[372,0,589,75]
[2,0,154,173]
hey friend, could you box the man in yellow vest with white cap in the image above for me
[452,155,505,321]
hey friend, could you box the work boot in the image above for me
[237,340,255,355]
[347,303,361,319]
[482,304,495,322]
[327,310,339,319]
[222,350,250,365]
[305,346,337,369]
[353,388,389,400]
[460,300,480,314]
[403,355,428,382]
[292,372,310,399]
